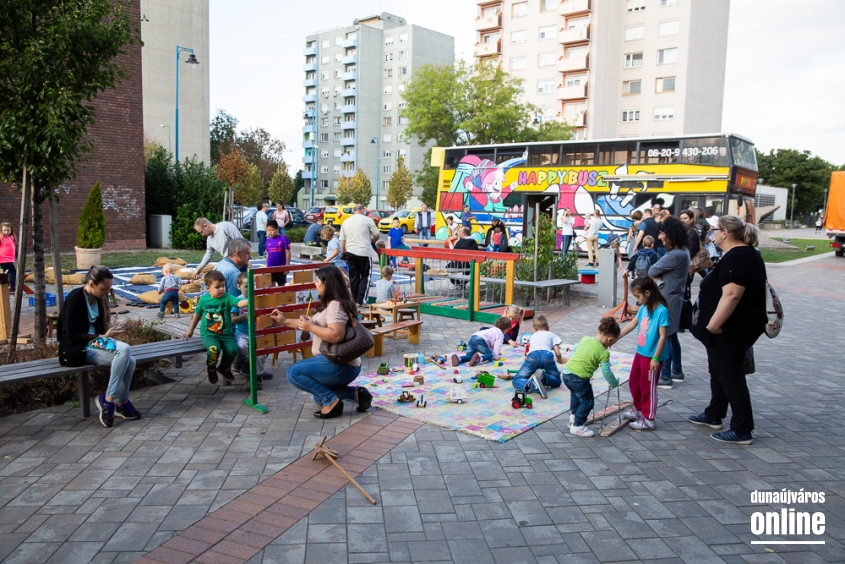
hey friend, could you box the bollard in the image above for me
[597,248,618,308]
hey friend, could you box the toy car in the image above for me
[512,390,533,409]
[520,333,533,346]
[416,394,427,408]
[445,387,468,404]
[377,363,389,375]
[477,372,496,388]
[453,374,463,384]
[398,391,415,403]
[457,339,467,351]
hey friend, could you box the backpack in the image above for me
[765,281,783,338]
[634,253,651,277]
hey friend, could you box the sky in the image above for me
[209,0,845,173]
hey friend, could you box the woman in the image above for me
[322,225,343,268]
[559,208,575,254]
[679,210,701,257]
[648,217,690,389]
[484,218,510,253]
[57,266,140,428]
[445,216,460,249]
[273,203,289,236]
[0,222,17,288]
[689,215,767,445]
[271,265,371,419]
[624,210,643,263]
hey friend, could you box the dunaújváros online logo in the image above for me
[749,489,826,545]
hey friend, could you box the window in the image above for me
[333,165,340,173]
[398,116,408,125]
[320,118,328,127]
[333,117,341,125]
[333,148,342,157]
[482,32,501,44]
[656,76,676,92]
[538,52,556,67]
[510,57,526,71]
[541,0,557,11]
[399,50,408,60]
[317,71,325,80]
[661,0,680,5]
[511,30,527,44]
[334,86,342,95]
[344,130,354,138]
[334,102,341,110]
[344,114,354,122]
[539,25,557,40]
[319,133,328,142]
[383,134,392,143]
[322,39,330,48]
[398,84,406,93]
[399,33,408,43]
[346,31,357,40]
[384,85,393,95]
[383,117,392,127]
[321,166,329,174]
[399,66,408,76]
[384,102,393,111]
[334,54,342,63]
[398,101,407,110]
[625,25,645,41]
[654,106,674,120]
[627,0,646,11]
[657,47,677,64]
[320,180,328,189]
[335,36,342,45]
[321,55,329,64]
[333,132,341,141]
[383,165,392,174]
[566,74,586,87]
[320,87,329,98]
[567,16,589,29]
[384,68,393,78]
[512,1,528,17]
[334,69,341,78]
[321,102,329,111]
[482,5,501,17]
[383,150,392,158]
[385,52,393,62]
[306,56,316,64]
[624,52,643,68]
[320,150,328,158]
[537,80,555,94]
[332,180,339,189]
[398,148,407,157]
[658,19,680,36]
[385,36,394,45]
[623,80,641,95]
[621,109,640,122]
[567,45,588,59]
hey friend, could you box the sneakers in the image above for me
[710,430,753,445]
[260,372,273,381]
[568,414,575,428]
[96,394,115,428]
[157,312,165,320]
[530,372,547,399]
[219,367,235,382]
[570,425,595,437]
[468,353,482,367]
[688,413,723,430]
[115,400,141,420]
[207,367,219,384]
[623,408,642,421]
[451,354,460,367]
[671,372,685,382]
[175,312,181,319]
[631,417,655,431]
[657,377,674,389]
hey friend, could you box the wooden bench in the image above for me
[290,243,324,260]
[0,338,207,418]
[366,320,423,357]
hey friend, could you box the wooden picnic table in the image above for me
[366,300,421,338]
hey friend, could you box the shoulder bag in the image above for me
[689,232,714,274]
[320,317,374,365]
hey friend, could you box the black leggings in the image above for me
[1,262,16,289]
[704,334,755,434]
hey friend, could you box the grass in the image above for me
[758,238,833,263]
[26,249,208,272]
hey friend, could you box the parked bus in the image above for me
[431,133,758,253]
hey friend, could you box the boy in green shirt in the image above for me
[562,317,621,438]
[182,270,247,384]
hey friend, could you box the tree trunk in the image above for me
[31,180,47,347]
[8,164,30,361]
[48,185,64,312]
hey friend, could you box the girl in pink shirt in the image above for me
[0,222,17,288]
[451,316,511,367]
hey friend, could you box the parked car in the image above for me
[284,208,310,230]
[324,204,361,226]
[305,206,326,222]
[378,208,421,233]
[366,210,391,224]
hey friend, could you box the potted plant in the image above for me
[75,181,107,269]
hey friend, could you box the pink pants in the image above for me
[629,353,661,421]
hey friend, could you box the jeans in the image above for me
[286,354,362,406]
[704,334,755,434]
[561,235,573,255]
[347,253,371,305]
[563,372,594,427]
[258,230,266,256]
[236,332,265,375]
[86,340,136,402]
[0,262,16,289]
[418,229,431,246]
[513,350,562,393]
[201,333,238,371]
[159,290,180,313]
[661,332,682,379]
[585,234,599,264]
[457,335,493,364]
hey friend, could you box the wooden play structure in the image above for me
[603,272,638,323]
[312,436,376,505]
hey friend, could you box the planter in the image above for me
[75,246,102,270]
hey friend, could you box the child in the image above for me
[387,217,408,268]
[502,304,523,346]
[628,235,658,278]
[491,225,504,252]
[0,222,17,289]
[562,317,621,437]
[616,276,670,431]
[181,270,247,384]
[512,315,563,399]
[231,273,267,389]
[445,216,460,249]
[375,266,400,303]
[157,263,185,319]
[452,316,511,367]
[265,220,291,287]
[322,225,343,267]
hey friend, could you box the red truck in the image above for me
[824,171,845,257]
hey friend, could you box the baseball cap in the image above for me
[706,216,720,229]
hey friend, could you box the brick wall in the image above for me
[0,0,146,253]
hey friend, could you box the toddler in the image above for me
[628,235,658,278]
[265,220,291,286]
[181,270,247,384]
[452,316,511,367]
[491,225,504,252]
[157,263,185,319]
[512,315,563,399]
[375,266,400,303]
[230,272,269,389]
[562,317,621,438]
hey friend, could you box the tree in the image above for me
[387,155,414,209]
[210,109,238,165]
[145,145,177,217]
[337,169,373,205]
[237,127,286,188]
[293,170,305,205]
[235,163,263,207]
[171,157,225,249]
[77,182,107,248]
[416,149,440,208]
[756,149,838,216]
[215,148,249,221]
[269,162,295,205]
[144,133,163,163]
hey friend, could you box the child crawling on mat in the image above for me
[452,316,511,367]
[510,315,563,399]
[562,317,621,438]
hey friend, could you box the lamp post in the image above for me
[311,145,319,208]
[174,46,199,162]
[371,137,380,208]
[790,183,797,228]
[159,124,171,153]
[823,187,829,215]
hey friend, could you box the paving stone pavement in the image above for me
[0,254,843,563]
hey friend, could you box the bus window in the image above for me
[640,141,680,164]
[465,148,495,163]
[730,137,758,171]
[562,144,597,165]
[443,149,465,170]
[598,142,638,165]
[528,144,561,166]
[496,148,526,164]
[679,137,729,166]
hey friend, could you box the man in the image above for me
[339,204,380,305]
[460,204,475,230]
[584,210,602,267]
[450,227,478,287]
[256,203,269,258]
[213,238,252,386]
[634,208,665,258]
[193,218,243,279]
[304,216,325,247]
[413,204,434,246]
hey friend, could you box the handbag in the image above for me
[58,344,87,367]
[679,299,693,330]
[764,281,784,339]
[320,318,374,365]
[689,247,714,274]
[743,347,756,375]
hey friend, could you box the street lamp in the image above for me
[371,137,380,208]
[159,124,171,153]
[311,145,319,208]
[174,46,199,162]
[790,183,797,228]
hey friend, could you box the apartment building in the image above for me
[300,13,454,210]
[474,0,729,140]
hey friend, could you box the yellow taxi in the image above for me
[378,208,421,233]
[323,204,359,226]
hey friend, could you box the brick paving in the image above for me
[0,254,843,562]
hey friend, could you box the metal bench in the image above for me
[366,320,423,357]
[290,243,324,260]
[448,275,579,309]
[0,338,207,418]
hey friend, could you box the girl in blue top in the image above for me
[617,276,670,430]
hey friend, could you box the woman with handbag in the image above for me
[270,265,372,419]
[57,266,140,428]
[689,215,767,445]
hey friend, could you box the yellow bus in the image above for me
[431,133,759,252]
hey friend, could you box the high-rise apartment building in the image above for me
[474,0,729,140]
[300,13,453,210]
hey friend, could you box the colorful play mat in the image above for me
[357,343,634,442]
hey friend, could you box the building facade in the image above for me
[299,13,454,210]
[141,0,211,164]
[474,0,729,140]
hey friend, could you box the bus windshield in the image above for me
[730,137,758,171]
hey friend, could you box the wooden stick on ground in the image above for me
[313,436,376,505]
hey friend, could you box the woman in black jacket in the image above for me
[58,266,140,428]
[484,218,511,253]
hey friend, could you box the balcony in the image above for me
[302,78,317,88]
[303,46,317,56]
[302,140,316,149]
[556,84,587,100]
[340,153,356,163]
[559,26,590,44]
[474,39,501,58]
[556,55,589,72]
[341,104,357,114]
[340,137,356,147]
[563,111,587,127]
[303,62,317,72]
[341,87,357,98]
[302,154,315,165]
[342,70,357,81]
[475,12,503,32]
[302,124,316,134]
[342,54,358,65]
[560,0,591,16]
[342,37,358,49]
[302,109,315,119]
[303,93,317,103]
[341,121,356,130]
[339,170,355,178]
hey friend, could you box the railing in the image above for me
[558,25,590,44]
[556,54,589,72]
[560,0,591,16]
[475,11,503,32]
[474,39,502,57]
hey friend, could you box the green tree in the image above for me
[293,169,304,205]
[171,157,225,249]
[237,127,286,188]
[235,163,263,206]
[216,148,249,221]
[416,149,440,208]
[387,155,414,209]
[269,161,295,205]
[337,169,373,205]
[77,182,107,248]
[756,149,838,216]
[210,109,238,165]
[145,146,177,217]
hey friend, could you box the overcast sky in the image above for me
[209,0,845,172]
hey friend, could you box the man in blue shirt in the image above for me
[304,217,325,248]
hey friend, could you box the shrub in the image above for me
[77,181,107,248]
[286,227,306,243]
